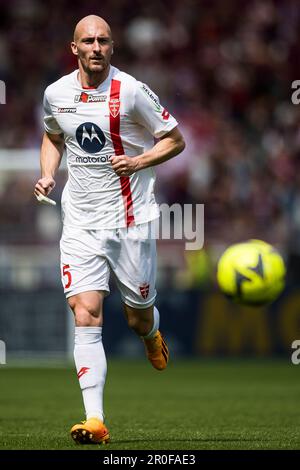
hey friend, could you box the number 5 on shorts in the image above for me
[63,264,72,288]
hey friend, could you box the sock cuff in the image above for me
[143,306,160,339]
[75,326,102,334]
[75,326,102,344]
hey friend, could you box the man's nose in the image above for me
[93,40,101,52]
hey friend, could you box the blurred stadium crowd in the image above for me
[1,0,300,284]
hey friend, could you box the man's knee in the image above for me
[125,306,153,336]
[68,292,104,327]
[74,306,101,326]
[127,315,140,331]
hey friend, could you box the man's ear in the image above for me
[71,41,78,56]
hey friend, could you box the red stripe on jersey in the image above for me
[109,79,135,227]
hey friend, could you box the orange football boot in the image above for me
[70,417,110,444]
[143,330,169,371]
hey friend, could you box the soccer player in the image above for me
[34,15,185,444]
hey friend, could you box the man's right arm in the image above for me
[34,131,64,197]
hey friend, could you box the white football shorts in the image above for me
[60,221,157,309]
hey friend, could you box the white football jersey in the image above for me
[43,65,178,229]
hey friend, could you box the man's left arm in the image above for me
[110,126,185,176]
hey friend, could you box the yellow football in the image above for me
[217,240,286,305]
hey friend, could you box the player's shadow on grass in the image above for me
[111,437,267,444]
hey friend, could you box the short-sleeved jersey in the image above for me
[43,66,178,229]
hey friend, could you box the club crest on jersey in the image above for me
[139,283,150,299]
[74,92,107,103]
[76,122,106,154]
[109,98,120,118]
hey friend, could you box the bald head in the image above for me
[73,15,112,43]
[71,15,113,84]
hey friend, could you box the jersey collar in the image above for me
[74,66,114,91]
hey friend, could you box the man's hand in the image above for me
[110,155,139,176]
[34,176,56,197]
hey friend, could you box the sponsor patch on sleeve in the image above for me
[140,83,162,113]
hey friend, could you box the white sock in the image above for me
[143,306,160,339]
[74,326,107,422]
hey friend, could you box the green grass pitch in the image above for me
[0,359,299,450]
